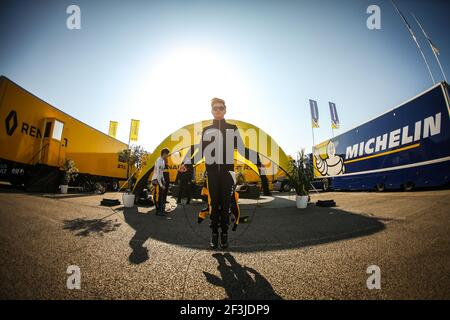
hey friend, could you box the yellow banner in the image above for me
[108,121,118,138]
[129,119,140,142]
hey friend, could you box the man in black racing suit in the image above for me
[201,97,257,249]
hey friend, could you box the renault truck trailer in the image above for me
[0,76,129,192]
[313,81,450,191]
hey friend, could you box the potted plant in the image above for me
[61,159,79,194]
[288,150,313,209]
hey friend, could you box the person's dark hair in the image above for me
[161,148,170,156]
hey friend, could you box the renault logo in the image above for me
[5,110,18,136]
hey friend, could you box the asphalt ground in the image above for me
[0,188,449,299]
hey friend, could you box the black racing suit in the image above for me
[201,119,254,234]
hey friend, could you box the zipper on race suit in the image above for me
[218,119,221,172]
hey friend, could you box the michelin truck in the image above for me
[313,81,450,191]
[0,76,129,192]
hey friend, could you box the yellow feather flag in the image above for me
[108,121,118,138]
[129,119,140,142]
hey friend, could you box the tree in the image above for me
[119,145,149,187]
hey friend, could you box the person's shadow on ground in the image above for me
[122,207,153,264]
[128,232,150,265]
[203,253,282,300]
[121,206,177,265]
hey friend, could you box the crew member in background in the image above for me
[152,148,170,215]
[177,163,194,205]
[162,156,170,206]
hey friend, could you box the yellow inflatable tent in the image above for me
[132,119,291,194]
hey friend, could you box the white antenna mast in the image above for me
[390,0,435,84]
[412,13,447,82]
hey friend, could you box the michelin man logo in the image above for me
[314,141,345,176]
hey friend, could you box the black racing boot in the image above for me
[210,233,219,249]
[220,233,228,249]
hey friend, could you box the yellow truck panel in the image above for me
[0,76,128,189]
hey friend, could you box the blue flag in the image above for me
[329,102,340,129]
[309,99,319,128]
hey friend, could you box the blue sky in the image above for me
[1,0,449,155]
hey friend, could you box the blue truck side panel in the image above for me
[313,82,450,190]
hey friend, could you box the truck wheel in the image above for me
[81,180,93,192]
[94,182,106,194]
[111,179,119,191]
[375,183,385,192]
[322,179,330,192]
[402,182,414,192]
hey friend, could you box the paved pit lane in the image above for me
[0,189,449,299]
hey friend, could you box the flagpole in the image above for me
[127,120,132,187]
[390,0,435,85]
[412,13,447,82]
[128,119,132,148]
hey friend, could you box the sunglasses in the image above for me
[212,106,225,111]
